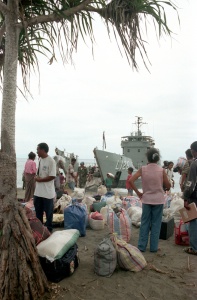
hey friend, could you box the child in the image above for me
[126,167,134,196]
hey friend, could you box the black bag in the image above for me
[39,244,79,282]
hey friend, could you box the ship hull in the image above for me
[94,149,141,189]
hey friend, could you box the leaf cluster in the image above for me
[0,0,179,92]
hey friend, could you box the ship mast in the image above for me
[134,116,147,135]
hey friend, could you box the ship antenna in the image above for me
[134,116,147,134]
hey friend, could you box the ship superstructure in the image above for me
[121,116,155,169]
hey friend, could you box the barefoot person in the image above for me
[130,148,171,252]
[34,143,56,232]
[183,141,197,255]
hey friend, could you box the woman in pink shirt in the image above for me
[130,148,170,252]
[24,152,37,201]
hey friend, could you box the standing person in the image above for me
[77,162,88,188]
[180,149,193,192]
[104,173,113,191]
[59,172,65,189]
[183,141,197,255]
[34,143,56,232]
[166,161,175,188]
[67,157,77,191]
[130,148,171,252]
[24,152,37,201]
[126,167,134,196]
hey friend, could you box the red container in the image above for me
[174,220,189,246]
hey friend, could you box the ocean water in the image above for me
[17,157,181,192]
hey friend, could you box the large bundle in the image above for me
[38,229,80,283]
[64,204,87,236]
[37,229,80,261]
[29,217,51,246]
[112,188,128,197]
[100,206,112,225]
[89,212,105,230]
[163,194,184,222]
[92,201,106,212]
[122,196,141,210]
[112,237,147,272]
[39,243,79,283]
[54,194,72,213]
[82,195,96,213]
[94,238,117,277]
[97,185,107,195]
[127,206,142,227]
[107,208,131,242]
[25,207,50,245]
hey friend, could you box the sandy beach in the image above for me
[17,188,197,300]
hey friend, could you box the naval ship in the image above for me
[93,117,155,188]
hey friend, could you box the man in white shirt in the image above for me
[34,143,56,232]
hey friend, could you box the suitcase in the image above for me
[39,244,79,282]
[159,217,174,240]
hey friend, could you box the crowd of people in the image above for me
[22,140,197,256]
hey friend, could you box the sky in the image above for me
[5,0,197,161]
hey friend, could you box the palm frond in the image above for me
[94,0,179,69]
[0,0,179,93]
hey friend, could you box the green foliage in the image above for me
[0,0,179,91]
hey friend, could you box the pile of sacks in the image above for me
[38,229,80,282]
[163,193,184,222]
[23,206,80,283]
[94,235,147,277]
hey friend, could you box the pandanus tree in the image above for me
[0,0,178,299]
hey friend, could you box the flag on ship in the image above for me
[103,131,106,149]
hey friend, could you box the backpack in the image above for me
[94,238,117,277]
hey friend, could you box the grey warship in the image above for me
[94,117,155,188]
[121,116,155,169]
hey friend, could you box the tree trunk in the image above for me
[0,1,49,299]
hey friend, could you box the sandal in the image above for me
[184,247,197,256]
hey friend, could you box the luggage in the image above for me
[112,237,147,272]
[175,220,189,245]
[94,238,117,277]
[107,208,131,242]
[29,217,51,246]
[64,204,87,236]
[39,244,79,283]
[37,229,80,261]
[159,217,174,240]
[93,201,106,212]
[89,213,104,230]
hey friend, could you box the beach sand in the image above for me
[17,188,197,300]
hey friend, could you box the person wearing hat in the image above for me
[77,162,88,188]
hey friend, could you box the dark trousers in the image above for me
[34,196,54,232]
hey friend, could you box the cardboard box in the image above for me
[179,203,197,223]
[159,217,174,240]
